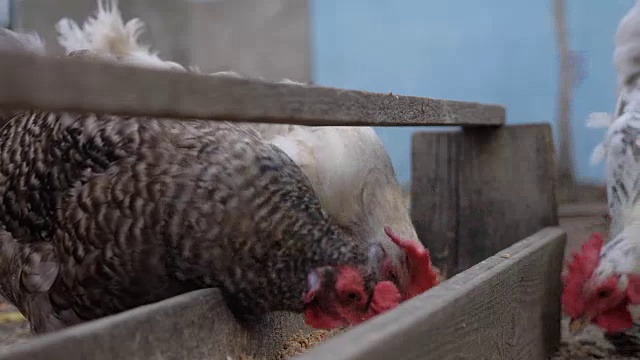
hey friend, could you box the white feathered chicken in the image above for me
[53,0,440,301]
[562,2,640,350]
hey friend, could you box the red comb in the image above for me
[561,232,604,317]
[384,226,440,300]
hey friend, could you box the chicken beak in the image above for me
[568,316,591,334]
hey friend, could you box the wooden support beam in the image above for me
[412,124,558,277]
[294,227,566,360]
[0,289,308,360]
[0,52,505,126]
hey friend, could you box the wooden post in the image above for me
[412,124,558,277]
[411,131,460,279]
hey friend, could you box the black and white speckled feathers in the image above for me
[0,111,374,333]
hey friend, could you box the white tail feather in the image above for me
[586,112,613,128]
[590,143,606,165]
[55,0,185,71]
[585,112,613,166]
[55,18,90,53]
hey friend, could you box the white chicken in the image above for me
[53,0,440,300]
[563,1,640,353]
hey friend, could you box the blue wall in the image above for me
[311,0,636,185]
[0,0,8,28]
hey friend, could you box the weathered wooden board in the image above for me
[294,227,566,360]
[0,289,308,360]
[411,132,460,278]
[0,52,505,127]
[412,124,558,277]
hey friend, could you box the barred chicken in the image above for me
[562,1,640,349]
[53,0,440,302]
[0,30,402,334]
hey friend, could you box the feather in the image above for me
[587,112,614,129]
[55,18,90,53]
[55,0,185,71]
[614,0,640,89]
[586,113,612,165]
[598,86,640,239]
[591,143,607,166]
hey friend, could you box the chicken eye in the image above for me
[597,289,612,298]
[386,268,398,283]
[345,291,361,302]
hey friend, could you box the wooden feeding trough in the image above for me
[0,51,566,360]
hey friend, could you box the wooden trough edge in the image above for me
[0,289,309,360]
[0,51,505,127]
[293,226,567,360]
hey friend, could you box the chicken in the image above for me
[0,31,402,334]
[562,0,640,340]
[261,125,438,300]
[54,0,440,301]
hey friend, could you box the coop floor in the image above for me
[0,302,29,347]
[0,185,636,359]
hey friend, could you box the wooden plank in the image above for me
[0,289,309,360]
[456,124,558,272]
[411,131,460,279]
[0,52,505,126]
[294,227,567,360]
[412,124,558,276]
